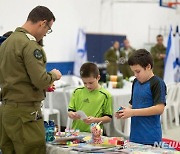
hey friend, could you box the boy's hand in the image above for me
[68,111,81,120]
[115,106,124,118]
[115,107,134,119]
[121,108,134,119]
[83,116,96,124]
[115,110,124,119]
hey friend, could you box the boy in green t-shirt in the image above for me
[68,62,112,132]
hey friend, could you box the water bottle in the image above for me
[48,120,55,141]
[44,121,49,142]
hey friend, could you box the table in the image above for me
[46,140,178,154]
[44,80,132,137]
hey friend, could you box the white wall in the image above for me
[73,0,180,49]
[0,0,180,62]
[0,0,80,62]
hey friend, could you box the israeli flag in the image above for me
[73,29,87,76]
[164,26,180,84]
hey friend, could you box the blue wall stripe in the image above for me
[46,62,74,75]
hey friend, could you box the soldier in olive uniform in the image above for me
[119,39,135,78]
[0,6,62,154]
[104,41,120,75]
[150,34,166,79]
[0,31,13,114]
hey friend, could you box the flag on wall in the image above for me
[164,26,180,84]
[73,29,87,76]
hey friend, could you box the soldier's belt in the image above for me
[2,101,42,107]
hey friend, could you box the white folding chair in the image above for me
[103,117,130,139]
[60,75,84,87]
[168,83,180,126]
[42,92,61,132]
[161,83,178,131]
[71,76,84,87]
[62,86,77,129]
[113,117,131,139]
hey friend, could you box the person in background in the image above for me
[68,62,112,133]
[3,31,13,38]
[104,41,120,75]
[150,34,166,79]
[0,31,13,45]
[0,6,62,154]
[119,39,135,79]
[115,49,166,146]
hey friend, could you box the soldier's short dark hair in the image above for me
[156,34,163,39]
[80,62,100,78]
[27,6,55,23]
[128,49,153,69]
[113,41,119,45]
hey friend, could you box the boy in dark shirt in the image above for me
[115,49,166,145]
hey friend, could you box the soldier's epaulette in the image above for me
[73,87,84,93]
[99,90,108,99]
[25,33,36,41]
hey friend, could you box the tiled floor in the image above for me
[162,124,180,141]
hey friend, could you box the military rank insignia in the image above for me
[34,49,43,60]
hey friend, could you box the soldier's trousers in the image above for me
[0,102,46,154]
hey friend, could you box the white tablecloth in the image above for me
[46,141,177,154]
[104,86,132,138]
